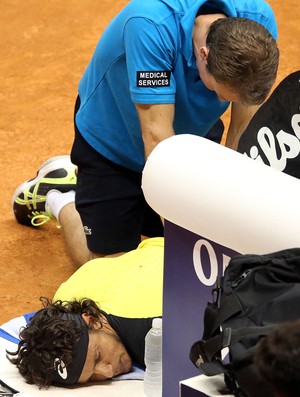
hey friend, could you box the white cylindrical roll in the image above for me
[142,134,300,254]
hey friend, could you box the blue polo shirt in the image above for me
[76,0,277,172]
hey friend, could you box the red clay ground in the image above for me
[0,0,299,324]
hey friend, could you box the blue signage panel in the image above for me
[163,221,240,397]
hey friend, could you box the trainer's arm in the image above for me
[225,102,260,150]
[136,103,175,159]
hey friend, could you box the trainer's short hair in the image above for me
[206,18,279,105]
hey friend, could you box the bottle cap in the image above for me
[152,318,162,328]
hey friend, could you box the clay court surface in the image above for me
[0,0,299,324]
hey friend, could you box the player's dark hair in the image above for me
[6,297,104,388]
[255,319,300,397]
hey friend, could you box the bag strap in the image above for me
[190,324,275,372]
[202,278,243,339]
[208,294,243,335]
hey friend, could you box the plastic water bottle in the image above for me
[144,318,163,397]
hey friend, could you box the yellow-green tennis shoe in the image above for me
[12,156,77,226]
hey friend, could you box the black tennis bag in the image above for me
[189,248,300,397]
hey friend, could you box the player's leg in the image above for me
[11,156,93,267]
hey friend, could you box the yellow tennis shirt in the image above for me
[53,237,164,318]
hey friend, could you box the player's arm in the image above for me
[135,103,175,158]
[225,102,260,150]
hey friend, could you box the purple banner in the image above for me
[162,221,239,397]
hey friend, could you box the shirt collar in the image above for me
[179,0,237,65]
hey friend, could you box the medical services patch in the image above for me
[136,71,171,87]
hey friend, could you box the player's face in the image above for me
[78,329,132,383]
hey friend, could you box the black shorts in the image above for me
[71,99,164,254]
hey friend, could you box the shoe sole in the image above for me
[12,155,76,207]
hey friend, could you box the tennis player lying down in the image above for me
[7,238,163,387]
